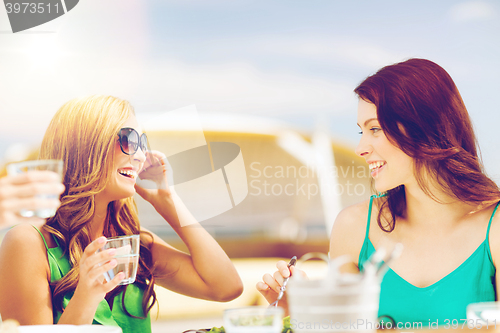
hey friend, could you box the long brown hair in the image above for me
[354,58,500,232]
[38,95,156,317]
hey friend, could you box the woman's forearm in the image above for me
[56,291,100,325]
[155,192,243,301]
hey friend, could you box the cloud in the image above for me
[130,59,355,115]
[0,0,405,141]
[449,1,497,22]
[4,1,356,141]
[0,0,151,142]
[200,34,408,72]
[302,39,405,70]
[0,49,355,139]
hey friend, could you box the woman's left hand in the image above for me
[135,150,171,198]
[134,150,179,225]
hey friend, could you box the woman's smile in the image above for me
[368,160,387,178]
[117,168,138,181]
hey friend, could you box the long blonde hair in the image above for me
[39,95,156,317]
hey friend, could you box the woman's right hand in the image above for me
[256,260,306,314]
[73,237,124,305]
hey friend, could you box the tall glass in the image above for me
[7,159,64,218]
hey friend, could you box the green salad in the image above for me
[282,316,292,333]
[209,315,292,333]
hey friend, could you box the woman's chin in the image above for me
[113,189,136,201]
[375,182,402,194]
[374,183,387,194]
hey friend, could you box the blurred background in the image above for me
[1,0,499,331]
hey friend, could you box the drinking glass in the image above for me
[99,235,140,286]
[286,252,381,332]
[7,159,64,218]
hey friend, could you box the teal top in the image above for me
[33,226,151,333]
[358,195,498,327]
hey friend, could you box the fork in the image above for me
[269,256,297,307]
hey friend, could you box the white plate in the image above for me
[18,325,122,333]
[467,301,500,324]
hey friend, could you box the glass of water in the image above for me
[100,235,140,286]
[7,159,64,218]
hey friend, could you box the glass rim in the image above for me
[105,234,140,241]
[8,159,63,168]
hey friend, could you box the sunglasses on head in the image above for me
[117,127,149,156]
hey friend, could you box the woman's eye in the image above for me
[359,127,381,135]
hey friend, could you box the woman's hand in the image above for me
[135,151,173,204]
[0,171,65,227]
[136,151,170,192]
[134,151,183,227]
[73,237,124,305]
[57,237,125,324]
[256,260,306,315]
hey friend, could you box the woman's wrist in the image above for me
[153,193,186,228]
[58,289,101,325]
[72,287,103,310]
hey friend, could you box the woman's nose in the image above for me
[132,146,147,164]
[355,134,371,157]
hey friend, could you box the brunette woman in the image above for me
[257,58,500,326]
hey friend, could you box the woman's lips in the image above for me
[369,161,386,178]
[117,169,137,181]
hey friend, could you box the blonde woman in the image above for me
[0,96,243,332]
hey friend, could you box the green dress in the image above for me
[358,195,498,328]
[33,226,151,333]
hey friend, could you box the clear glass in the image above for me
[7,159,63,218]
[287,276,380,332]
[99,235,140,286]
[223,307,284,333]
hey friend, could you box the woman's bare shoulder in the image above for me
[329,198,372,268]
[1,223,45,248]
[0,223,49,275]
[1,223,47,253]
[333,199,372,231]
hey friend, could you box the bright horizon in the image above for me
[0,0,499,181]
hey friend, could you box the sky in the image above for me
[0,0,499,180]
